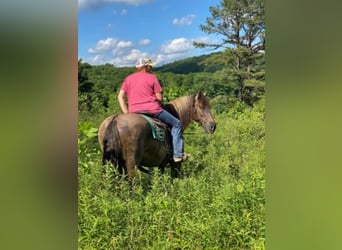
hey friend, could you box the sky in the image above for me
[78,0,222,67]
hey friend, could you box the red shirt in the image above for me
[121,71,163,114]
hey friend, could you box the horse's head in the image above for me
[193,92,216,134]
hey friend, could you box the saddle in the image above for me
[137,114,172,174]
[139,114,169,142]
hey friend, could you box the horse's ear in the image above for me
[195,91,203,100]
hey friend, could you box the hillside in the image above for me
[155,52,225,74]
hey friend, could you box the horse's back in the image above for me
[98,113,150,151]
[99,113,169,167]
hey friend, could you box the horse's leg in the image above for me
[158,158,169,175]
[117,158,126,176]
[158,165,165,174]
[125,155,137,183]
[170,162,181,178]
[138,165,154,175]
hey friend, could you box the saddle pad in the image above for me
[139,114,166,142]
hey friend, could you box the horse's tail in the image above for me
[102,115,121,167]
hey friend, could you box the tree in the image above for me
[194,0,265,104]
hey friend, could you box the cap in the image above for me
[135,58,155,68]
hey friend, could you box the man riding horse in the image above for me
[98,58,216,182]
[117,58,189,163]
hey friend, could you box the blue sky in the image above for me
[78,0,222,67]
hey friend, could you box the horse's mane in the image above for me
[164,94,196,131]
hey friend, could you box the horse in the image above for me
[98,92,216,182]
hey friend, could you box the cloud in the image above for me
[81,36,218,67]
[88,37,117,53]
[139,39,151,46]
[86,54,108,65]
[172,14,195,26]
[117,40,133,48]
[111,49,149,67]
[155,36,221,65]
[85,37,148,66]
[88,37,134,56]
[160,38,193,54]
[79,0,154,10]
[86,49,146,67]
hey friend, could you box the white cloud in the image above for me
[86,37,148,66]
[79,0,154,10]
[139,39,151,46]
[88,37,117,53]
[111,49,149,67]
[86,54,108,65]
[160,38,193,54]
[155,36,222,65]
[113,40,133,57]
[82,35,219,67]
[124,49,148,61]
[117,40,133,48]
[172,14,195,26]
[121,9,128,15]
[152,53,184,66]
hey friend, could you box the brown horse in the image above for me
[98,92,216,182]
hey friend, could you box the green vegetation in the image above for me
[78,95,265,249]
[194,0,265,103]
[78,1,265,248]
[78,48,265,120]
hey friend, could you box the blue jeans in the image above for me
[154,109,183,158]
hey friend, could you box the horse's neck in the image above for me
[168,96,193,131]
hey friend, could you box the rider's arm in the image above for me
[155,92,162,102]
[118,90,128,113]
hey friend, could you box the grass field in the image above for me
[78,101,265,249]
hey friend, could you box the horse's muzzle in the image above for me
[206,122,216,134]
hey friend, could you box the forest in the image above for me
[78,0,265,248]
[78,49,265,120]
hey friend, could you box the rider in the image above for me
[117,58,189,162]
